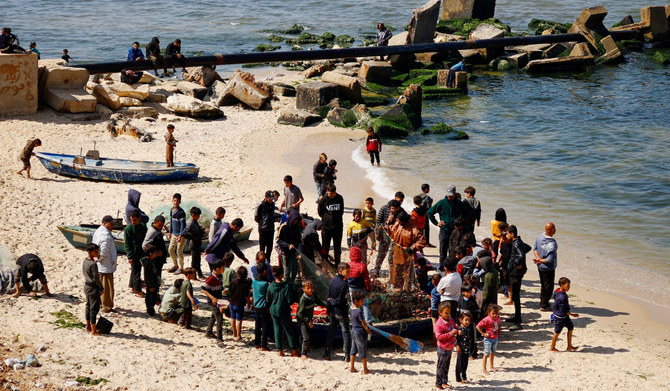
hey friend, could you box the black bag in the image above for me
[96,316,114,334]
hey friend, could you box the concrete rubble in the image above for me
[166,94,224,119]
[295,81,339,110]
[220,71,271,110]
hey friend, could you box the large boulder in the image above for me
[221,71,271,110]
[277,109,322,127]
[176,81,209,100]
[166,95,224,119]
[441,0,496,20]
[326,107,358,127]
[358,61,393,83]
[397,84,422,120]
[119,97,143,107]
[108,83,150,101]
[43,88,97,113]
[407,0,441,44]
[91,84,122,110]
[468,23,505,60]
[295,81,339,111]
[321,71,363,103]
[372,103,422,138]
[183,66,220,87]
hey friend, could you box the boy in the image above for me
[280,175,304,213]
[347,247,371,323]
[476,304,501,375]
[17,138,41,179]
[346,209,375,263]
[202,260,225,345]
[221,253,236,305]
[414,256,429,294]
[429,273,441,345]
[252,263,272,351]
[296,280,327,359]
[267,266,299,356]
[365,127,382,167]
[550,277,579,352]
[159,279,184,323]
[324,262,351,361]
[61,49,72,63]
[362,197,376,226]
[83,243,103,336]
[29,42,40,59]
[124,209,147,296]
[209,207,226,243]
[165,124,178,167]
[418,184,433,246]
[350,290,373,373]
[256,190,276,259]
[411,195,427,243]
[140,244,161,316]
[457,284,480,324]
[179,268,198,329]
[251,251,274,282]
[181,207,204,279]
[462,186,481,232]
[167,193,186,273]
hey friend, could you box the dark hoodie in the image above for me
[301,219,325,260]
[146,37,160,57]
[125,189,149,225]
[277,209,302,253]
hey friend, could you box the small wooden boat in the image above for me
[57,225,252,254]
[35,152,199,182]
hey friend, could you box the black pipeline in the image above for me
[75,30,639,74]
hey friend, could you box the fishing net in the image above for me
[295,249,331,303]
[149,201,214,232]
[367,289,431,323]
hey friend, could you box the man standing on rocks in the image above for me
[92,215,118,312]
[427,185,462,271]
[376,23,392,47]
[318,184,345,265]
[533,222,558,311]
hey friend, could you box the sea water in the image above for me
[7,0,669,306]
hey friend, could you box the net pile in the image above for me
[367,289,431,323]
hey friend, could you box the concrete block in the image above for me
[543,43,567,58]
[42,65,89,89]
[397,84,422,120]
[43,87,97,113]
[569,42,592,57]
[505,52,529,68]
[441,0,496,20]
[222,71,271,110]
[183,66,219,87]
[146,93,167,103]
[91,84,121,110]
[569,6,610,53]
[455,71,468,89]
[407,0,441,44]
[321,71,363,103]
[524,55,595,73]
[470,23,505,60]
[118,106,159,118]
[277,109,322,127]
[271,83,296,97]
[358,61,393,82]
[166,94,224,119]
[176,81,209,100]
[119,97,143,107]
[388,31,409,46]
[0,52,38,115]
[640,6,669,41]
[109,83,150,101]
[295,81,339,110]
[598,35,624,64]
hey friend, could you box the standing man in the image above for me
[92,215,117,312]
[312,153,328,203]
[318,184,345,265]
[204,218,249,269]
[427,185,462,271]
[533,223,557,312]
[388,211,426,289]
[376,23,392,47]
[143,215,167,281]
[506,225,530,331]
[124,210,147,297]
[167,193,186,273]
[255,190,276,259]
[165,38,187,74]
[280,175,304,213]
[372,192,405,278]
[418,184,433,246]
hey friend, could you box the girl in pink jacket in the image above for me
[434,301,458,389]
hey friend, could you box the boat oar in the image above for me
[368,325,423,353]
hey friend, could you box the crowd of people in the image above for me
[6,141,577,387]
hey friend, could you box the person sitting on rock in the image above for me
[120,69,143,84]
[127,41,145,61]
[447,58,467,88]
[165,39,187,74]
[146,37,168,77]
[0,27,25,54]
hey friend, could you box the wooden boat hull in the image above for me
[35,152,199,182]
[57,225,252,254]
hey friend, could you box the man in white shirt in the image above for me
[92,215,118,313]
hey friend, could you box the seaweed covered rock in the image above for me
[436,17,510,37]
[528,19,572,35]
[254,44,281,52]
[651,49,670,64]
[421,122,469,139]
[371,103,421,138]
[326,107,358,127]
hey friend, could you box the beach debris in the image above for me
[182,65,220,87]
[75,377,109,385]
[166,95,224,119]
[597,35,624,64]
[90,84,121,110]
[3,354,40,370]
[118,106,159,119]
[407,0,441,45]
[441,0,497,20]
[176,81,209,100]
[358,61,393,83]
[270,83,296,97]
[569,42,592,57]
[321,71,363,103]
[51,310,85,329]
[295,81,339,111]
[37,345,48,352]
[277,109,322,127]
[119,97,142,107]
[370,103,420,138]
[108,82,150,101]
[25,354,39,367]
[568,6,611,53]
[145,93,168,103]
[64,380,80,387]
[436,69,469,89]
[524,55,595,73]
[301,61,333,78]
[220,71,272,109]
[528,18,572,35]
[106,115,154,139]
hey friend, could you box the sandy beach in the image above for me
[1,70,669,391]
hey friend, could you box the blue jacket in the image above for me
[328,274,349,317]
[169,206,186,235]
[127,47,145,61]
[552,289,570,318]
[252,279,269,309]
[534,233,557,271]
